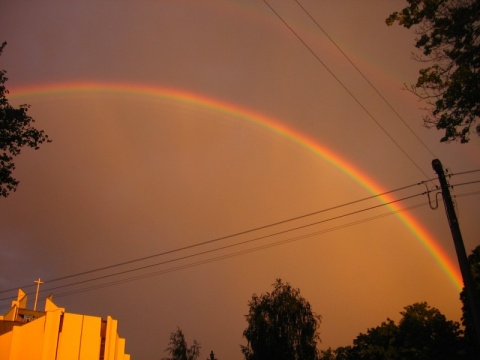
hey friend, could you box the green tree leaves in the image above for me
[397,302,462,359]
[161,276,476,359]
[241,279,321,360]
[320,302,462,360]
[0,42,50,197]
[460,245,480,351]
[163,328,201,360]
[387,0,480,143]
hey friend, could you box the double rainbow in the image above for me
[10,81,463,292]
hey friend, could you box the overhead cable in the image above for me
[1,199,432,305]
[2,182,479,305]
[0,189,428,302]
[294,0,438,160]
[262,0,433,181]
[450,168,480,177]
[0,179,429,295]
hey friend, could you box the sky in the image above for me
[0,1,479,359]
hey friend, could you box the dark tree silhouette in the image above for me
[241,279,321,360]
[207,350,217,360]
[347,319,399,360]
[396,302,462,359]
[386,0,480,143]
[163,328,201,360]
[0,42,50,197]
[321,302,462,360]
[460,245,480,352]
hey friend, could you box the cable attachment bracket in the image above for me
[423,180,440,210]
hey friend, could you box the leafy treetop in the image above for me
[460,245,480,349]
[386,0,480,143]
[163,327,201,360]
[241,279,321,360]
[0,41,50,197]
[320,302,463,360]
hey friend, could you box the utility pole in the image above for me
[33,278,44,311]
[432,159,480,352]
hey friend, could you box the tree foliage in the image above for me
[241,279,321,360]
[321,302,462,360]
[460,245,480,350]
[163,328,201,360]
[0,41,50,197]
[207,351,218,360]
[386,0,480,143]
[396,302,462,359]
[348,319,399,360]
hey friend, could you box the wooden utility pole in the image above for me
[432,159,480,352]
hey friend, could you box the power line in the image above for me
[451,179,480,188]
[2,176,478,306]
[262,0,433,181]
[0,180,427,295]
[49,202,430,300]
[294,0,438,160]
[1,176,478,307]
[449,168,480,177]
[455,190,480,198]
[3,3,453,299]
[0,188,429,303]
[0,199,432,306]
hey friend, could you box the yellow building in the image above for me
[0,289,130,360]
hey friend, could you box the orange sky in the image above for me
[1,1,479,359]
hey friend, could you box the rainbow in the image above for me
[9,81,463,291]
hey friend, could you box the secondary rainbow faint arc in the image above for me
[10,81,463,292]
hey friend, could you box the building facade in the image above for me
[0,289,130,360]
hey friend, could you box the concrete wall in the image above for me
[9,315,47,360]
[56,313,103,360]
[79,315,103,360]
[0,329,13,360]
[57,313,83,360]
[0,295,130,360]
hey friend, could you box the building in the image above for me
[0,289,130,360]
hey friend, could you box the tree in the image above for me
[319,347,352,360]
[460,245,480,352]
[241,279,321,360]
[328,302,462,360]
[396,302,462,359]
[386,0,480,143]
[207,350,217,360]
[163,328,201,360]
[348,319,399,360]
[0,41,50,197]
